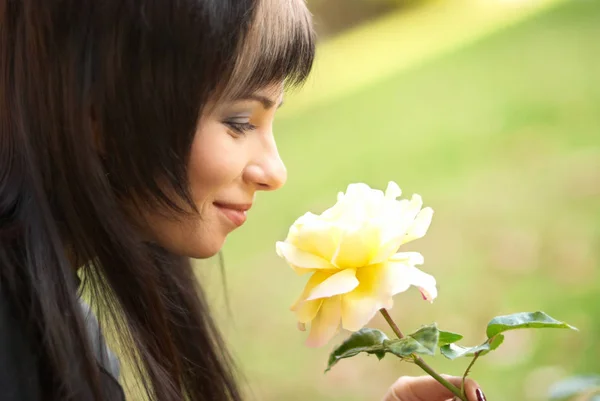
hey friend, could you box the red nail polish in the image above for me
[476,389,487,401]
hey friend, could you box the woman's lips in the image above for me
[213,202,251,227]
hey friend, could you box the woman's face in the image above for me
[140,84,287,258]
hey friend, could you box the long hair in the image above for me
[0,1,315,400]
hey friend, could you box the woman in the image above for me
[0,0,483,400]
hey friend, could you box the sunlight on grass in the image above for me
[281,0,567,117]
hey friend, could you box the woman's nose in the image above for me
[245,137,287,191]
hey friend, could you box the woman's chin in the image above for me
[184,238,226,260]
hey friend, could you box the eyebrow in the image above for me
[241,94,285,110]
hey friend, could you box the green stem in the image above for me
[379,308,406,338]
[379,309,467,401]
[462,352,480,398]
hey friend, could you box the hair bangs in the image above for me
[220,0,316,101]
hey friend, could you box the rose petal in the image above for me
[322,198,365,227]
[385,181,402,199]
[419,288,435,302]
[386,262,437,301]
[294,299,324,324]
[344,183,378,200]
[306,268,359,301]
[341,295,381,332]
[403,207,434,245]
[321,200,345,221]
[340,264,388,331]
[399,194,424,227]
[289,265,318,276]
[276,242,334,269]
[306,295,342,347]
[287,216,342,261]
[389,251,425,266]
[371,236,403,264]
[291,270,333,309]
[408,193,424,211]
[332,223,381,268]
[340,184,386,220]
[374,197,420,247]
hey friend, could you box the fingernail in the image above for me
[476,389,487,401]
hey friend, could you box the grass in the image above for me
[203,1,600,401]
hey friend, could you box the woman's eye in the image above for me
[224,120,258,136]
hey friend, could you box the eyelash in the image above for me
[225,121,258,136]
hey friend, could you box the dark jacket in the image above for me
[0,287,126,400]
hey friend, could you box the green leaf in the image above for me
[488,334,505,351]
[410,323,440,355]
[386,323,440,357]
[439,312,577,362]
[549,375,600,401]
[438,330,463,346]
[440,334,505,360]
[486,311,578,338]
[373,350,386,361]
[386,337,431,357]
[325,328,389,372]
[326,324,445,372]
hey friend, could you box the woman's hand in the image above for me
[383,375,486,401]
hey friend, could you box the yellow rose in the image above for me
[276,182,437,347]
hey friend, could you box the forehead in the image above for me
[223,83,284,105]
[255,83,285,100]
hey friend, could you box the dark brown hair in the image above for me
[0,1,315,400]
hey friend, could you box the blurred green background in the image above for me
[206,0,599,400]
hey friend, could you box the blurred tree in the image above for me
[308,0,434,37]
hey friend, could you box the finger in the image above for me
[462,377,484,401]
[440,376,484,401]
[388,375,483,401]
[382,385,401,401]
[389,376,458,400]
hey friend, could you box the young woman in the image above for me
[0,0,483,400]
